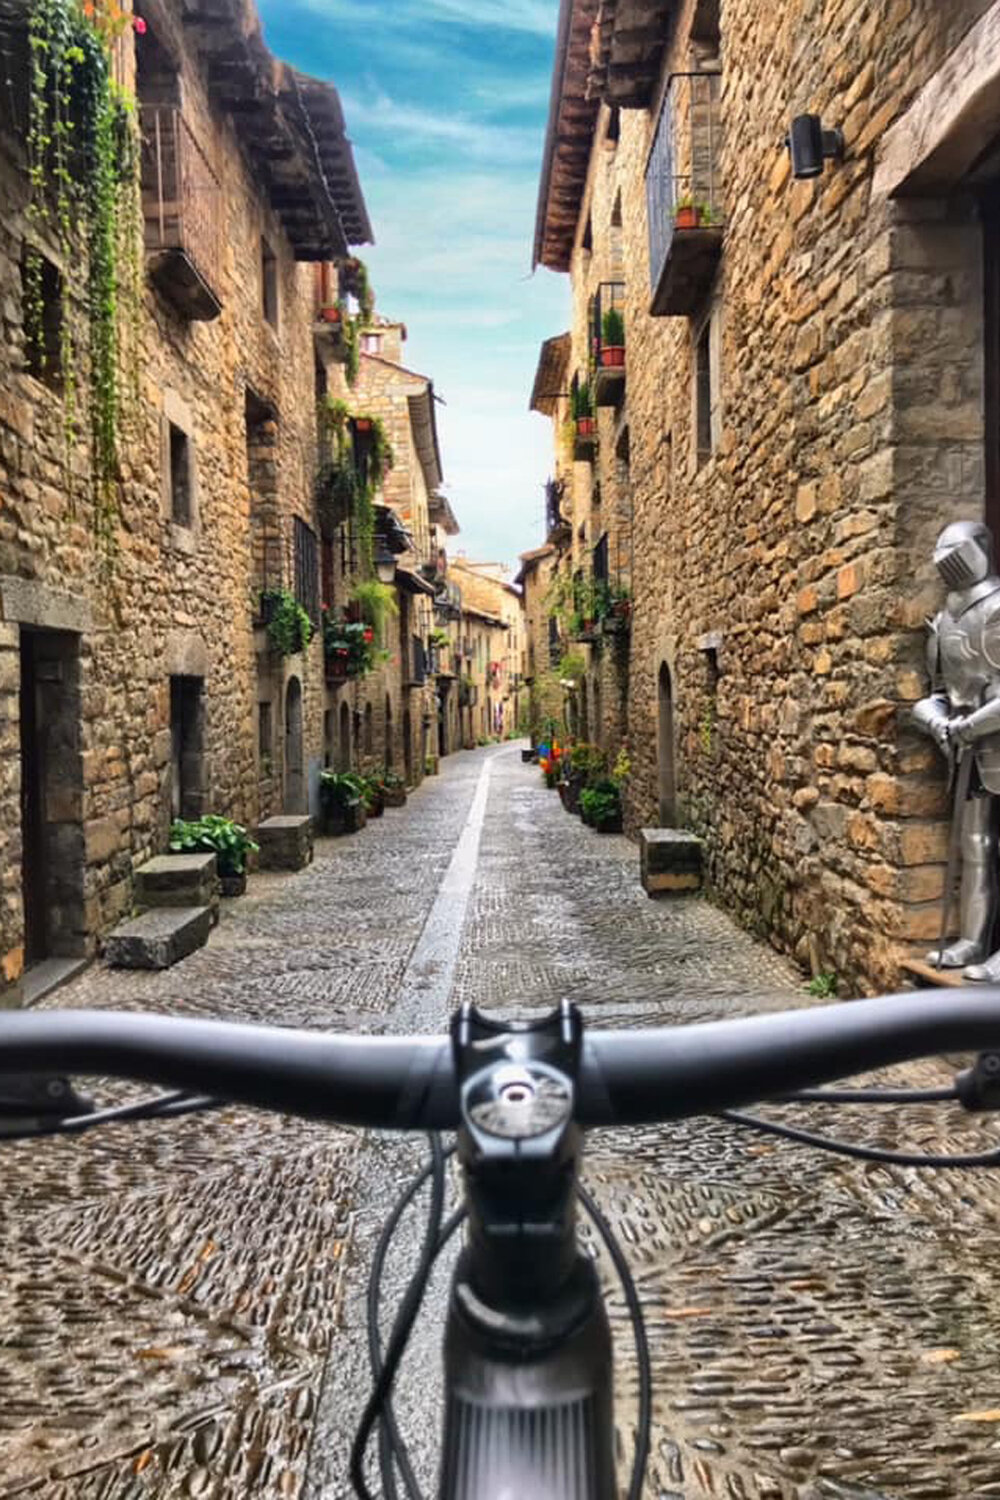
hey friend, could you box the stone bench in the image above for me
[640,828,703,896]
[256,814,313,871]
[105,906,213,970]
[134,853,220,923]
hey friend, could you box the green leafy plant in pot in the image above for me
[170,816,259,896]
[319,771,367,836]
[600,307,625,367]
[579,778,623,833]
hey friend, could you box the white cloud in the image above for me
[339,89,542,165]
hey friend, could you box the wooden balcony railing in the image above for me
[141,106,224,320]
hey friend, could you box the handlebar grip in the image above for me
[0,1010,460,1130]
[576,988,1000,1125]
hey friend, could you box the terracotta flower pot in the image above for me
[319,305,341,324]
[674,205,698,229]
[354,418,372,432]
[600,346,625,367]
[576,417,595,437]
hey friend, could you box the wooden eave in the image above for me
[530,333,572,415]
[175,0,371,257]
[407,386,444,494]
[532,0,601,272]
[587,0,676,108]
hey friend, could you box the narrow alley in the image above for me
[4,744,1000,1500]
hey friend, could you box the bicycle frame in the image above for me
[438,1003,616,1500]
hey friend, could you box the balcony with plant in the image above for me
[315,397,394,566]
[570,377,595,460]
[645,71,723,316]
[591,283,626,407]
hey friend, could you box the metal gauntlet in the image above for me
[910,694,951,749]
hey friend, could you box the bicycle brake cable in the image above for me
[721,1108,1000,1167]
[0,1090,225,1140]
[577,1181,651,1500]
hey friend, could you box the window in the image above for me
[294,516,320,626]
[21,250,62,388]
[362,333,382,355]
[168,421,192,525]
[695,314,721,466]
[261,238,278,328]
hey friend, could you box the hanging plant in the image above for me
[343,311,360,387]
[24,0,141,559]
[351,578,399,645]
[261,588,314,655]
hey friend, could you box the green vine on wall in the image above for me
[25,0,141,560]
[315,397,394,576]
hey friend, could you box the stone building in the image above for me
[321,320,447,785]
[0,0,373,1001]
[448,557,525,744]
[532,0,1000,991]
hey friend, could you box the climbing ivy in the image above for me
[24,0,141,558]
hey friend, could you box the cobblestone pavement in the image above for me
[5,744,1000,1499]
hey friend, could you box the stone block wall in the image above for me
[0,7,351,999]
[600,0,998,990]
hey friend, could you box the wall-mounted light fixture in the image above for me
[373,538,397,585]
[786,114,844,179]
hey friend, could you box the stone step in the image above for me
[105,906,213,970]
[640,828,703,896]
[134,854,220,923]
[257,815,314,871]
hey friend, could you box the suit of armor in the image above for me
[912,521,1000,981]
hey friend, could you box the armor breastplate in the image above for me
[938,583,1000,792]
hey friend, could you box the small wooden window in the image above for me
[168,421,192,525]
[261,238,278,328]
[362,332,382,354]
[21,250,62,388]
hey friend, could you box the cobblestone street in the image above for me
[6,743,1000,1499]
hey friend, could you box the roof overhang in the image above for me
[395,566,437,597]
[408,386,444,493]
[532,0,601,272]
[530,333,572,414]
[588,0,677,108]
[429,492,460,536]
[142,0,372,258]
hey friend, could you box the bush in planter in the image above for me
[579,779,622,832]
[379,767,407,806]
[319,771,367,834]
[170,816,258,895]
[262,589,314,656]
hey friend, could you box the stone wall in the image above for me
[0,3,359,999]
[615,0,996,990]
[532,0,1000,992]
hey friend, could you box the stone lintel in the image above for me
[697,631,723,653]
[0,577,92,635]
[874,5,1000,199]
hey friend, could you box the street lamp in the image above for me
[374,538,396,585]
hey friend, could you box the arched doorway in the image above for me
[403,708,413,784]
[364,701,373,757]
[657,662,676,825]
[284,677,304,812]
[385,695,394,768]
[338,700,351,771]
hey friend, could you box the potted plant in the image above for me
[354,416,373,433]
[170,816,259,897]
[571,380,594,437]
[361,773,385,818]
[319,299,343,325]
[261,589,314,657]
[600,307,625,366]
[579,779,623,834]
[673,195,698,229]
[319,771,367,836]
[381,768,407,807]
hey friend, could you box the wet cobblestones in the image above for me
[4,746,1000,1497]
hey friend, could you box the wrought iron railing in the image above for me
[645,72,722,297]
[141,106,224,305]
[590,282,626,367]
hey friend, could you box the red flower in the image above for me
[133,15,147,32]
[363,627,374,643]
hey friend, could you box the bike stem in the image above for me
[438,1002,617,1499]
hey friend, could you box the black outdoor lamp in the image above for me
[374,538,397,585]
[786,114,844,179]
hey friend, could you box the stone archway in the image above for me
[284,677,304,813]
[657,662,677,826]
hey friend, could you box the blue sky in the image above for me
[258,0,569,573]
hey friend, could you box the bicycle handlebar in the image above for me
[1,989,999,1131]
